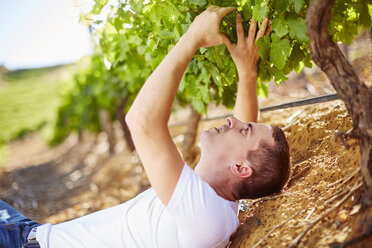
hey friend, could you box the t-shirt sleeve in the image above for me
[166,164,239,248]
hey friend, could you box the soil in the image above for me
[0,32,371,247]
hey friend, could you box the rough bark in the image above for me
[115,99,135,152]
[99,109,115,154]
[306,0,372,204]
[182,105,202,167]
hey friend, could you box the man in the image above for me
[0,5,290,248]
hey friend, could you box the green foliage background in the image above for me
[0,67,70,164]
[50,0,372,144]
[0,68,63,144]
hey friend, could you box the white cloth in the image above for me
[36,164,239,248]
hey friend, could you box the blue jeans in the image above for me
[0,200,40,248]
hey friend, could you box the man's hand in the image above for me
[224,14,271,123]
[186,5,235,48]
[223,14,271,76]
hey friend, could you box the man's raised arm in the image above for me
[126,6,235,206]
[223,14,270,123]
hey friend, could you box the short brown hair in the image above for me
[234,125,290,199]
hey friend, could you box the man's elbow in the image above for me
[125,110,150,136]
[125,110,135,129]
[126,107,168,136]
[126,111,140,132]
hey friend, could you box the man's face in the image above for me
[198,116,275,167]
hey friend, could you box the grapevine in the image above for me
[50,0,371,143]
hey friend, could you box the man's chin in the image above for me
[200,130,217,151]
[200,130,207,143]
[200,131,212,147]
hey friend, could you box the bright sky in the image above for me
[0,0,94,70]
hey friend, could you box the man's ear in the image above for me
[230,160,253,178]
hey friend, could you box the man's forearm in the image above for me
[127,34,198,129]
[233,70,258,123]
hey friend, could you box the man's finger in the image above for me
[248,18,257,45]
[265,21,272,36]
[236,13,244,42]
[256,18,269,41]
[262,18,269,33]
[222,34,235,54]
[217,6,235,17]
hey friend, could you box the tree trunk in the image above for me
[342,44,349,60]
[99,109,115,154]
[115,99,135,152]
[306,0,372,204]
[182,105,202,167]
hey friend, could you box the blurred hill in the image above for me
[0,63,75,156]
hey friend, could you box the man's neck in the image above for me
[195,161,237,202]
[213,184,237,202]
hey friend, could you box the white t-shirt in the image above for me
[36,164,239,248]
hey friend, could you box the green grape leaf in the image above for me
[270,37,291,70]
[294,61,305,73]
[150,51,166,70]
[158,30,175,39]
[272,18,288,38]
[354,2,372,27]
[199,47,208,54]
[127,34,141,45]
[241,4,252,19]
[189,0,207,6]
[289,0,305,13]
[256,36,270,61]
[117,42,130,62]
[162,2,180,22]
[190,60,198,75]
[273,0,287,14]
[257,81,268,98]
[185,12,192,23]
[200,83,211,104]
[252,2,267,22]
[302,49,313,68]
[113,18,123,32]
[288,18,309,42]
[290,43,305,63]
[146,39,158,52]
[200,64,210,82]
[129,0,143,14]
[181,23,191,35]
[270,67,288,85]
[257,62,272,82]
[113,9,133,32]
[212,67,222,86]
[205,49,215,63]
[91,0,108,15]
[179,75,186,91]
[192,99,206,115]
[212,47,224,68]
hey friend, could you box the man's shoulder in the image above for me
[165,164,239,247]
